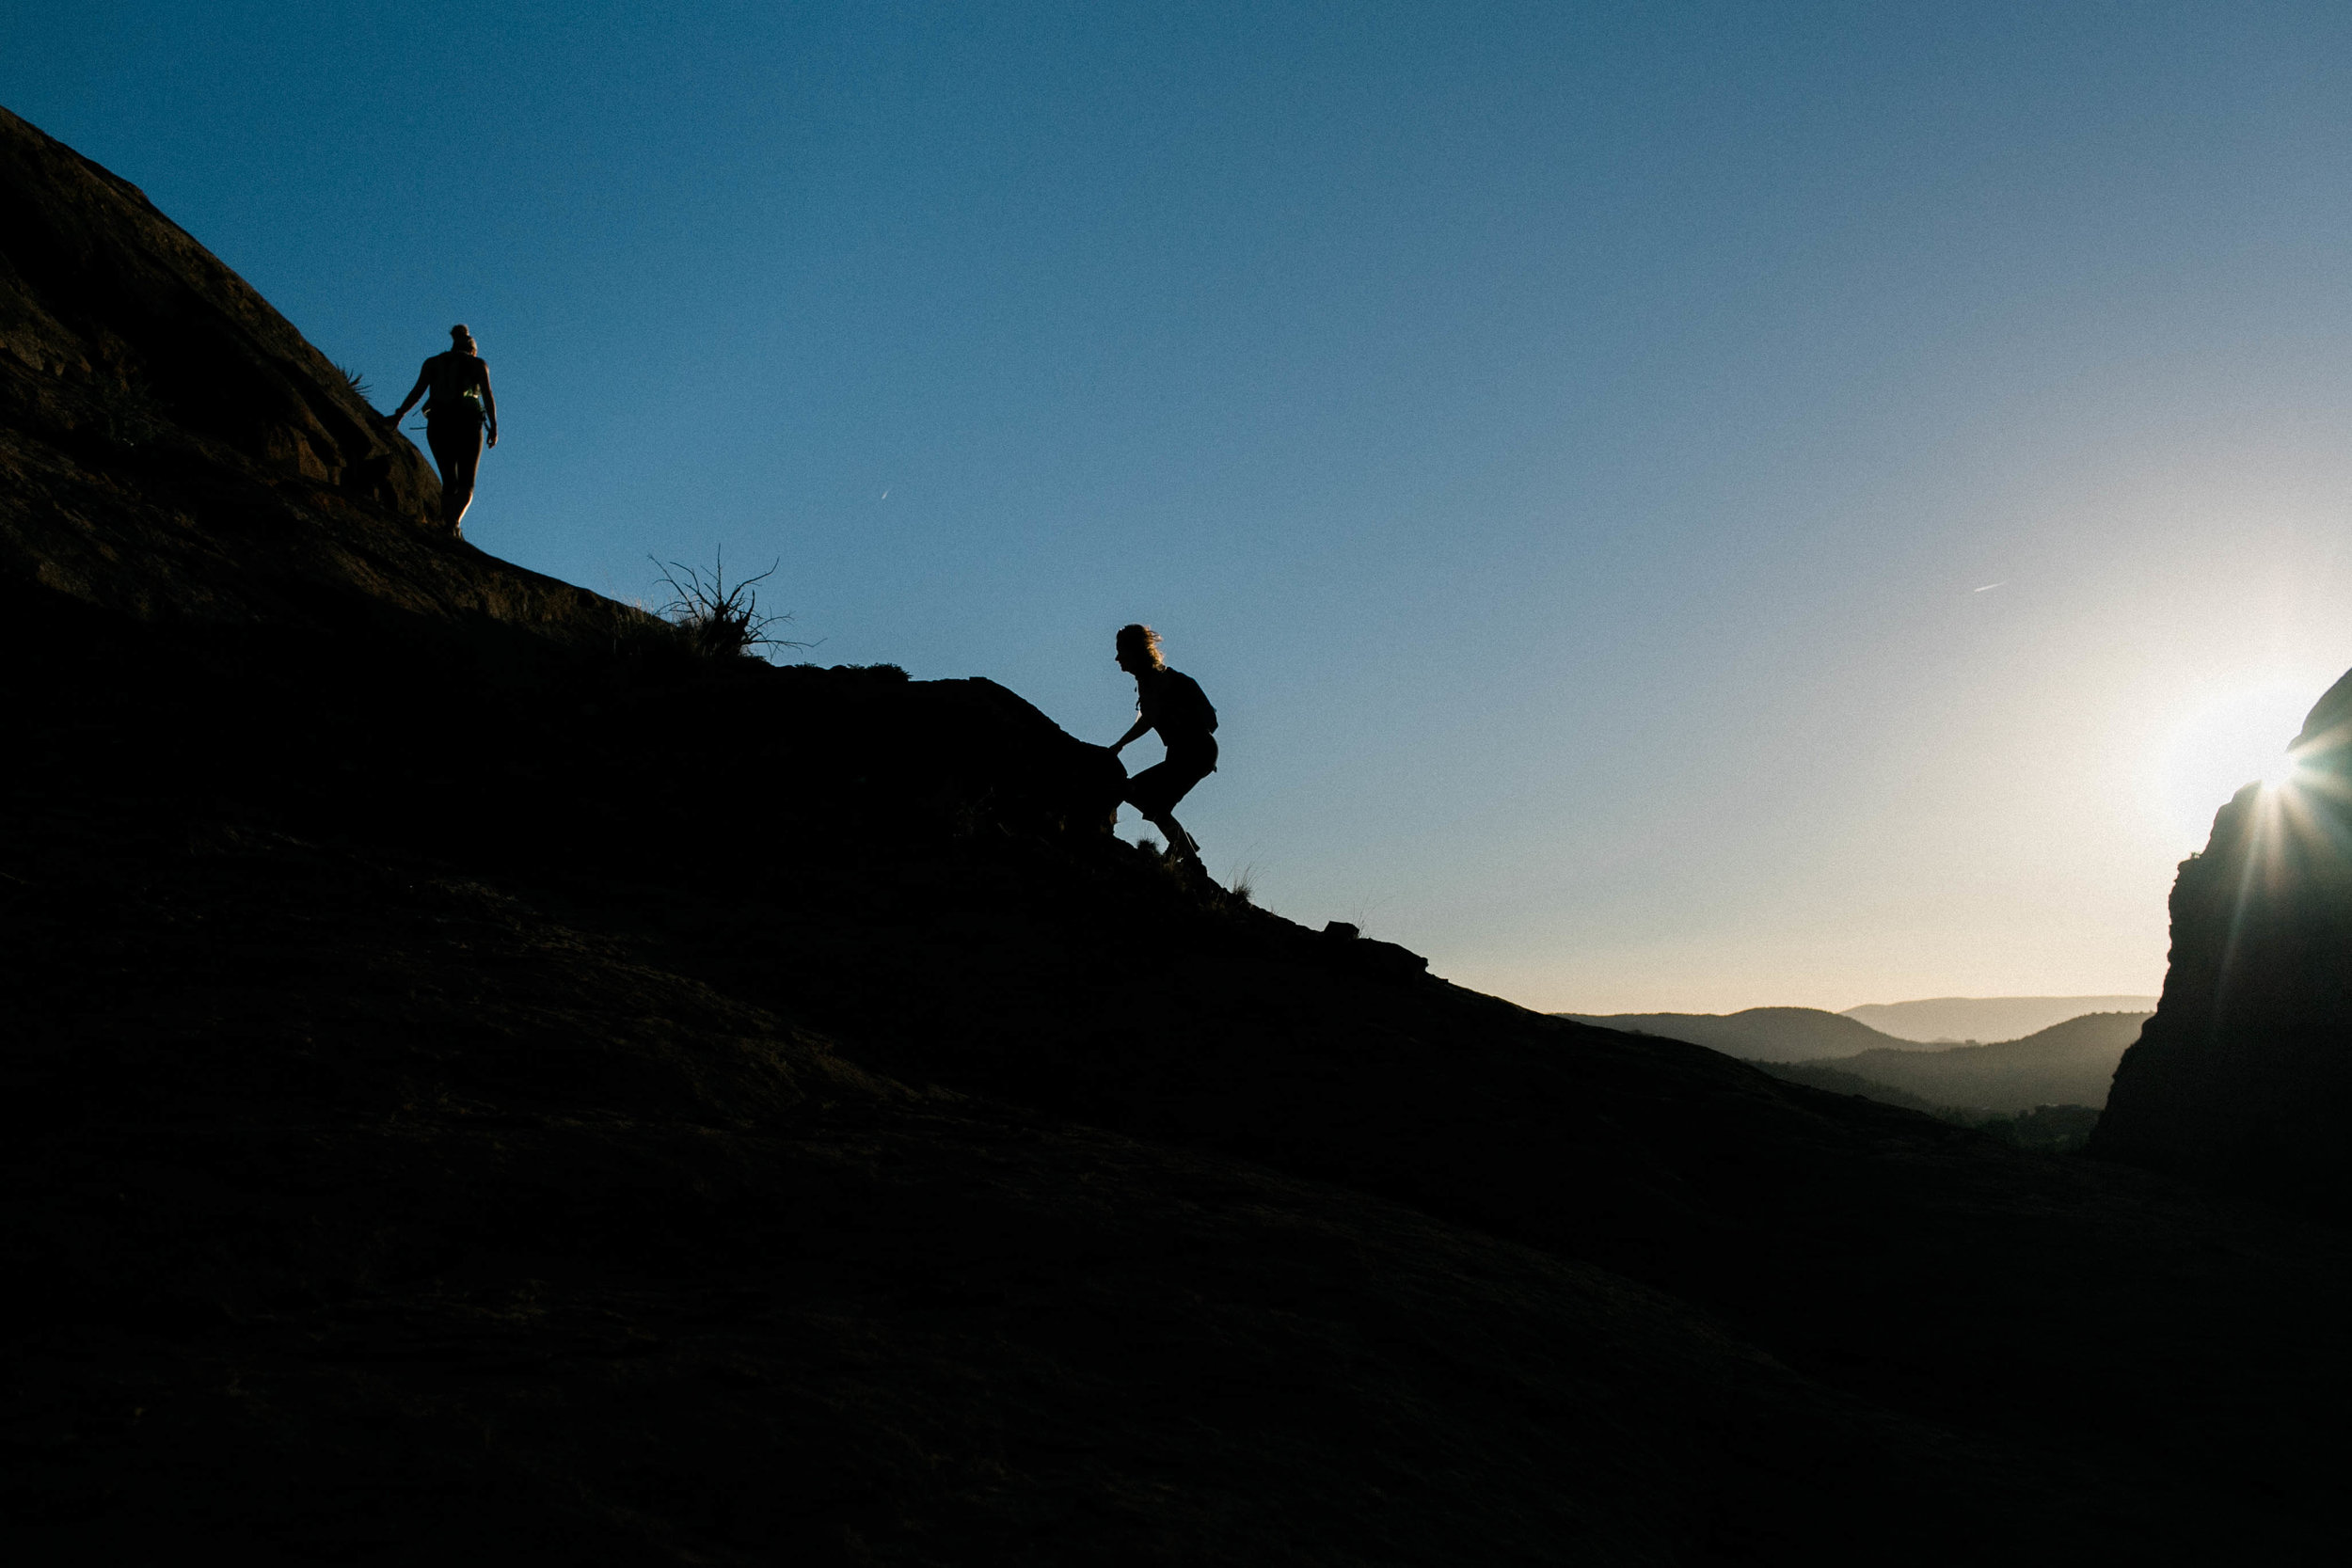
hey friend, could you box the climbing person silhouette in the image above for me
[385,324,498,532]
[1108,624,1218,877]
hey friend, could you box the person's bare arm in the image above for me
[1110,715,1151,753]
[479,364,498,447]
[386,361,431,423]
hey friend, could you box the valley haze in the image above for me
[1843,994,2161,1043]
[1569,995,2162,1056]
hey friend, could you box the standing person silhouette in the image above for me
[1108,624,1218,877]
[385,325,498,533]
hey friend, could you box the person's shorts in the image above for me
[1125,740,1217,816]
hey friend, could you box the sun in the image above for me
[2156,675,2325,846]
[2256,746,2304,790]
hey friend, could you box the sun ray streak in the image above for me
[2214,786,2285,1039]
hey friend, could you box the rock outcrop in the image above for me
[0,103,646,647]
[0,102,1123,844]
[2091,670,2352,1208]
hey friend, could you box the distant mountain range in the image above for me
[1760,1013,2153,1113]
[1563,1005,2154,1112]
[1558,1007,1913,1062]
[1839,995,2158,1043]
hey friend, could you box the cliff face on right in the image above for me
[2092,670,2352,1208]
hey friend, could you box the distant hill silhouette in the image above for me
[8,102,2352,1561]
[1747,1062,1948,1113]
[1556,1006,1910,1061]
[1581,1007,2150,1111]
[1842,994,2158,1042]
[2094,671,2352,1212]
[1763,1012,2151,1113]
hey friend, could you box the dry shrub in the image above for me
[651,550,812,661]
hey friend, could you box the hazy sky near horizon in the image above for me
[10,2,2352,1011]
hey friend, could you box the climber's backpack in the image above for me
[1159,669,1218,740]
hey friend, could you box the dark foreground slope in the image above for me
[8,106,2352,1563]
[2094,673,2352,1211]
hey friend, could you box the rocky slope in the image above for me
[2092,671,2352,1211]
[7,103,2351,1563]
[0,107,654,652]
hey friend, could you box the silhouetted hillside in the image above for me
[8,104,2351,1562]
[1766,1013,2150,1114]
[1843,995,2158,1042]
[1571,1009,2148,1107]
[1745,1063,1948,1113]
[1557,1006,1909,1061]
[0,111,660,653]
[1745,1070,2105,1152]
[2093,672,2352,1212]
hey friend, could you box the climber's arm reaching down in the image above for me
[385,360,431,424]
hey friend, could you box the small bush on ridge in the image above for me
[651,550,813,661]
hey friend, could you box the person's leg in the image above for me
[423,420,461,525]
[425,419,485,530]
[1143,808,1203,872]
[442,420,484,528]
[1125,752,1213,875]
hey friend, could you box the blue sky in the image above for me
[11,2,2352,1009]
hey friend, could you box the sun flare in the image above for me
[2157,676,2326,845]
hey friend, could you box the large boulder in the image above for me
[0,100,1120,847]
[2091,668,2352,1207]
[0,102,644,648]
